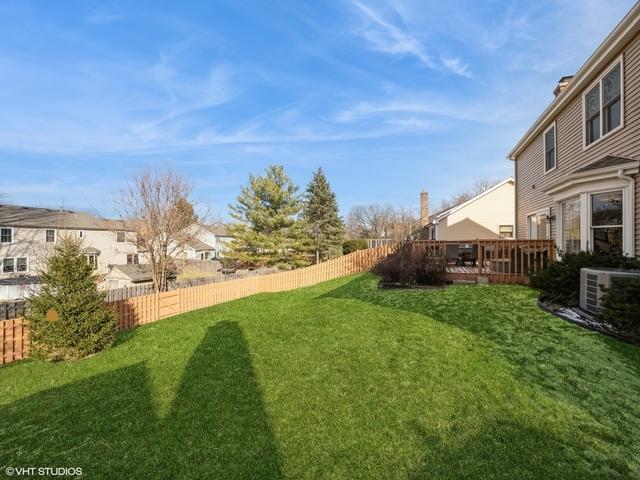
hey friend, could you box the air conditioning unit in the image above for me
[579,268,640,314]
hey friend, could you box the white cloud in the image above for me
[349,0,472,77]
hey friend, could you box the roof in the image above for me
[508,2,640,160]
[202,223,231,236]
[0,204,126,231]
[109,264,154,282]
[427,177,515,224]
[186,238,214,251]
[572,156,639,173]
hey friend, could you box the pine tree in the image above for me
[227,165,311,269]
[26,236,118,360]
[303,167,346,263]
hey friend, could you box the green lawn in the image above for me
[1,273,639,479]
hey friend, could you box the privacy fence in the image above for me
[1,245,395,365]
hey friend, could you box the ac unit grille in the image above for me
[585,273,599,311]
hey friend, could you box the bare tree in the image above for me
[115,168,198,292]
[346,204,420,240]
[436,178,502,213]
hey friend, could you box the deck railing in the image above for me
[412,239,556,284]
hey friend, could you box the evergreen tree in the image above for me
[227,165,311,269]
[26,236,118,360]
[303,167,346,263]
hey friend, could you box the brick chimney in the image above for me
[420,191,429,226]
[553,75,574,97]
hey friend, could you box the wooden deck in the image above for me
[414,239,556,284]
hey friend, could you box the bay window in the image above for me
[560,198,580,253]
[591,190,623,254]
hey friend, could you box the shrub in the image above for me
[343,239,368,255]
[600,277,640,340]
[374,242,446,286]
[26,236,118,361]
[529,251,640,306]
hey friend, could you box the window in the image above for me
[544,124,556,172]
[591,190,623,254]
[2,258,14,273]
[498,225,514,239]
[527,213,549,240]
[603,64,621,134]
[1,257,28,274]
[127,254,139,265]
[45,229,56,243]
[78,231,84,238]
[86,254,98,270]
[16,258,27,272]
[116,231,125,243]
[584,60,623,146]
[0,228,13,243]
[561,198,580,254]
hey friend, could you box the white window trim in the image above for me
[557,196,581,255]
[525,208,551,240]
[0,227,14,244]
[45,228,57,243]
[498,224,515,239]
[582,54,625,150]
[552,174,635,256]
[1,257,29,274]
[543,122,557,174]
[116,231,126,243]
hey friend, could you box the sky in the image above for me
[0,0,636,219]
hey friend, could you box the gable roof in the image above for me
[0,204,126,231]
[508,2,640,160]
[428,177,515,224]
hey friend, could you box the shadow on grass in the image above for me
[0,321,282,479]
[320,274,640,474]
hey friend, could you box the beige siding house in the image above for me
[424,178,515,241]
[0,205,146,287]
[509,3,640,257]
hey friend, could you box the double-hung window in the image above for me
[591,190,623,254]
[116,231,126,243]
[127,254,139,265]
[45,229,56,243]
[544,123,556,172]
[584,60,623,146]
[2,257,27,274]
[0,228,13,243]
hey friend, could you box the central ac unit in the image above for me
[579,268,640,314]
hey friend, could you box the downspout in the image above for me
[617,168,636,256]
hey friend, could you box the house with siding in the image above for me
[508,3,640,257]
[421,177,515,241]
[0,204,147,298]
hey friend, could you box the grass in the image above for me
[1,273,639,479]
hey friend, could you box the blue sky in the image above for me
[0,0,636,219]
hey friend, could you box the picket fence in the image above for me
[1,246,394,365]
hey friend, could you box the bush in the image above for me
[529,251,640,306]
[26,236,118,361]
[343,239,368,255]
[374,242,446,286]
[600,277,640,340]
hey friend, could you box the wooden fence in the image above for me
[1,246,395,365]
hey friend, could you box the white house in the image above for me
[422,178,516,240]
[179,224,234,260]
[0,204,147,299]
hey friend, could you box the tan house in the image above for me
[0,204,146,292]
[422,177,515,241]
[508,3,640,257]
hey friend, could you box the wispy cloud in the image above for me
[349,0,472,77]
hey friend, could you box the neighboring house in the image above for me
[179,223,234,260]
[103,264,155,289]
[421,178,516,241]
[508,3,640,257]
[0,204,146,297]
